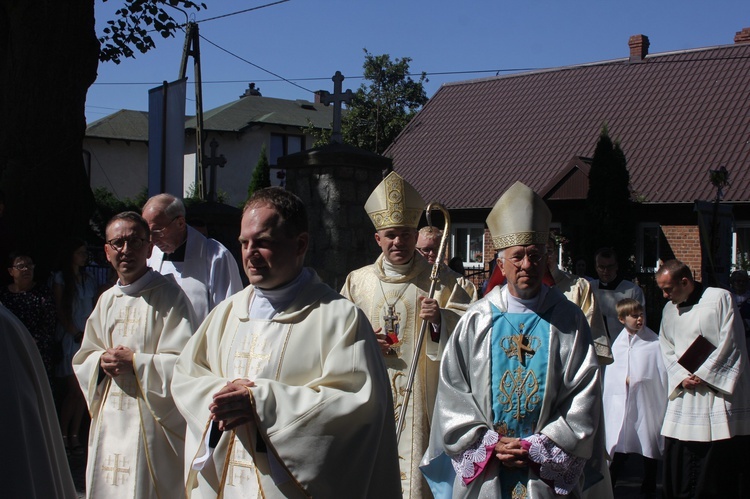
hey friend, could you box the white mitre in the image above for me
[486,181,551,250]
[365,171,425,230]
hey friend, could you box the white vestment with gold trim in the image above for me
[341,254,477,498]
[73,271,196,499]
[172,272,401,498]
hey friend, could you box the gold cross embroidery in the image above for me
[102,453,130,486]
[109,385,132,411]
[226,444,256,487]
[113,307,140,338]
[234,334,271,378]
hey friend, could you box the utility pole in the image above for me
[180,22,206,200]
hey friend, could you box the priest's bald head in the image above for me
[240,188,309,290]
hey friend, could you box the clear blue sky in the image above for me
[86,0,750,122]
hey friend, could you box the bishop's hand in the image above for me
[495,436,529,468]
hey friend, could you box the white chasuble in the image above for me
[341,254,476,498]
[174,274,402,499]
[74,272,196,499]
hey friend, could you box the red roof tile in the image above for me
[386,43,750,208]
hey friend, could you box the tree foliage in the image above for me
[99,0,206,64]
[342,50,428,154]
[247,144,271,200]
[584,125,636,275]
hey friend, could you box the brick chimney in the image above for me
[314,91,325,104]
[735,27,750,44]
[628,34,650,62]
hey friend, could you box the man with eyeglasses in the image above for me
[73,211,197,498]
[591,247,645,343]
[142,193,242,322]
[422,182,602,498]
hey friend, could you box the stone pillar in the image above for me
[279,143,391,290]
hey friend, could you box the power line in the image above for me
[194,1,290,25]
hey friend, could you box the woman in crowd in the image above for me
[53,238,96,453]
[0,251,57,378]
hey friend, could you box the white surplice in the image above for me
[148,225,243,322]
[73,270,196,499]
[659,286,750,441]
[172,271,401,498]
[0,303,77,499]
[341,253,477,498]
[603,325,667,459]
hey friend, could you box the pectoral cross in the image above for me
[383,305,399,337]
[511,325,535,366]
[102,453,131,486]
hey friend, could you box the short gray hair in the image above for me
[144,193,186,218]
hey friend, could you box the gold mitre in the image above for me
[486,181,551,249]
[365,171,425,230]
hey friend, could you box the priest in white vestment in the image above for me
[73,212,197,499]
[422,182,603,498]
[341,171,477,498]
[143,193,243,322]
[172,187,401,498]
[1,303,77,498]
[656,260,750,498]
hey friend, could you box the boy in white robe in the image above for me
[603,298,667,495]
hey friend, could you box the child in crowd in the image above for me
[603,298,668,496]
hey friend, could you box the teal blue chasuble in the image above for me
[490,303,550,499]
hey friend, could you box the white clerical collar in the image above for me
[382,256,413,277]
[249,268,313,320]
[117,269,158,296]
[504,285,548,313]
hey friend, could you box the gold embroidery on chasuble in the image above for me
[511,482,528,499]
[499,365,541,422]
[102,453,132,486]
[221,320,286,498]
[113,306,141,338]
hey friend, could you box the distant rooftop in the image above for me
[386,29,750,207]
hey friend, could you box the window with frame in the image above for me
[269,134,305,166]
[451,224,485,268]
[636,223,660,273]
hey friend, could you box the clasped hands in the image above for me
[495,436,529,468]
[100,345,134,377]
[210,379,256,431]
[682,374,703,389]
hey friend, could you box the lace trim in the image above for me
[523,434,586,495]
[451,429,499,483]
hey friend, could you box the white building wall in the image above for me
[85,138,149,200]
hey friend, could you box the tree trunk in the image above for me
[0,0,99,277]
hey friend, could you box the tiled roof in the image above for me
[185,95,334,132]
[86,109,150,142]
[386,42,750,208]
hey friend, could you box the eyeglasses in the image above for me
[107,237,147,251]
[150,217,179,237]
[417,246,438,255]
[504,248,546,267]
[10,263,35,271]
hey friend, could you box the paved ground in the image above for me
[66,445,659,498]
